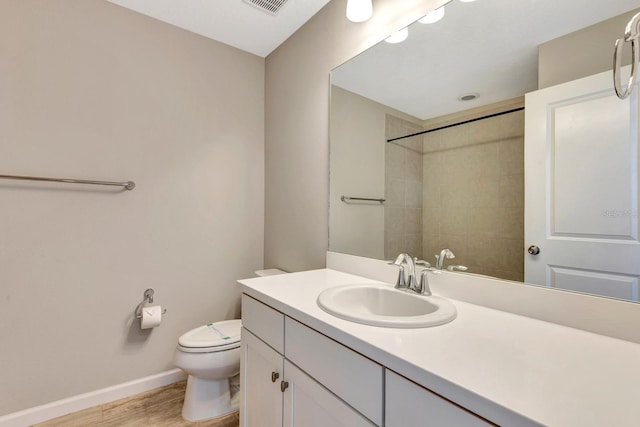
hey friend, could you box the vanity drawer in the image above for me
[285,318,384,426]
[386,370,494,426]
[241,294,285,354]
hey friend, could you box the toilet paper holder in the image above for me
[134,288,167,319]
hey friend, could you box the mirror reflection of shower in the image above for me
[384,102,525,282]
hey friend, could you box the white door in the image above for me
[240,328,284,427]
[282,360,374,427]
[525,67,640,300]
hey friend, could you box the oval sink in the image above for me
[317,283,456,328]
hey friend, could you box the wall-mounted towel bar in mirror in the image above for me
[341,196,385,204]
[0,174,135,190]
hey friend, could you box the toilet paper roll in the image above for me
[140,305,162,329]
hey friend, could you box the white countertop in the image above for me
[238,269,640,427]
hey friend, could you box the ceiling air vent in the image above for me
[244,0,288,15]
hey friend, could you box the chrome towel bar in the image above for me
[0,174,135,190]
[341,196,385,204]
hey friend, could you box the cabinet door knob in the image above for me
[280,380,289,392]
[271,371,279,383]
[528,245,541,255]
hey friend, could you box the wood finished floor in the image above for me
[34,381,239,427]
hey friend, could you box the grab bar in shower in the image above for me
[0,174,136,190]
[341,196,385,204]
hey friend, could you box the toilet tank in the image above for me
[254,269,287,277]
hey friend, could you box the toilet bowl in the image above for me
[173,319,241,421]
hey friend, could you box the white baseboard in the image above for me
[0,369,187,427]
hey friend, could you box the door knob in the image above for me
[528,245,540,255]
[280,381,289,392]
[271,371,279,383]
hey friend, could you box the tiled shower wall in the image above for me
[422,111,525,281]
[384,115,423,259]
[385,109,524,280]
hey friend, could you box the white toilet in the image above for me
[174,269,286,421]
[174,319,242,421]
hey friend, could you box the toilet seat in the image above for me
[178,319,241,353]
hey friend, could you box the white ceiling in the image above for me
[331,0,640,120]
[106,0,331,57]
[106,0,640,117]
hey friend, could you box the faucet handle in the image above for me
[389,263,407,289]
[414,258,431,268]
[418,269,433,296]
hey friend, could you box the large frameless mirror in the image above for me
[329,0,640,301]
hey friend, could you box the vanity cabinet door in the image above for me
[385,370,494,427]
[282,360,375,427]
[240,328,284,427]
[284,318,384,425]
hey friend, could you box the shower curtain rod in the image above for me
[386,106,524,143]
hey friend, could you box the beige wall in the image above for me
[539,8,640,88]
[264,0,448,272]
[329,86,386,259]
[0,0,264,415]
[329,86,422,259]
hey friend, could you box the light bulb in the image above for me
[385,27,409,44]
[346,0,373,23]
[419,6,445,24]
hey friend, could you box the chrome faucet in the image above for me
[435,248,455,270]
[391,254,434,295]
[392,253,417,291]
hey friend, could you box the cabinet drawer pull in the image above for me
[271,371,280,383]
[280,380,289,392]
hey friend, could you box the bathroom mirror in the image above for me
[329,0,640,301]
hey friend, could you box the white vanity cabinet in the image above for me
[240,294,379,427]
[385,371,494,426]
[241,293,496,427]
[238,268,640,426]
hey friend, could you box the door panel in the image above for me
[283,360,374,427]
[551,94,635,239]
[548,266,639,300]
[240,328,283,427]
[386,370,492,427]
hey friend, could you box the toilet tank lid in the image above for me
[255,269,287,277]
[178,319,241,348]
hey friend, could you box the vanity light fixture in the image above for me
[385,27,409,44]
[419,6,445,24]
[346,0,373,23]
